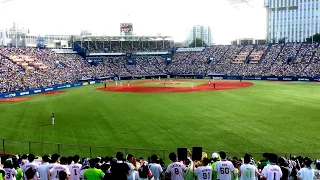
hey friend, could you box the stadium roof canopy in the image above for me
[74,35,173,41]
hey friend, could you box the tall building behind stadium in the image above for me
[265,0,320,43]
[187,25,213,46]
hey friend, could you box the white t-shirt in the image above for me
[239,164,256,180]
[214,160,234,180]
[4,168,17,180]
[261,164,282,180]
[22,162,39,180]
[165,162,186,180]
[46,163,58,180]
[49,164,71,180]
[149,163,163,180]
[127,162,136,180]
[195,165,213,180]
[68,163,82,180]
[297,167,315,180]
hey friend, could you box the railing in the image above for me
[1,138,320,164]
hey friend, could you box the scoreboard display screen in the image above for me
[120,23,133,34]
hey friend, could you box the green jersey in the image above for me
[83,168,105,180]
[259,160,270,170]
[231,169,239,180]
[16,168,23,180]
[212,162,218,180]
[183,166,194,180]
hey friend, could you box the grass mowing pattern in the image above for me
[0,80,320,159]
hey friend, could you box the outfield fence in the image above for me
[1,138,320,164]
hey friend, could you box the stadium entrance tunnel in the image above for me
[95,80,254,93]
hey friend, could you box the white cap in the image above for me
[212,153,218,158]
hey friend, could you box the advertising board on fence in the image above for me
[0,81,100,98]
[224,76,319,82]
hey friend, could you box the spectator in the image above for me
[261,153,282,180]
[238,153,259,180]
[83,159,104,180]
[214,151,234,180]
[148,155,163,180]
[38,155,50,180]
[110,152,130,180]
[297,157,315,180]
[22,154,39,180]
[194,158,212,180]
[25,167,36,180]
[46,154,60,180]
[67,155,82,180]
[126,154,136,180]
[3,160,17,180]
[165,152,186,180]
[49,157,70,180]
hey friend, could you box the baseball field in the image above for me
[0,79,320,161]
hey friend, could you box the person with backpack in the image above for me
[137,161,153,180]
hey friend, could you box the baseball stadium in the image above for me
[0,0,320,179]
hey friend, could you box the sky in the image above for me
[0,0,266,44]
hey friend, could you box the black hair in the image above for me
[269,153,278,164]
[203,158,210,166]
[244,153,252,164]
[263,153,269,159]
[151,154,158,163]
[73,155,80,163]
[42,155,50,163]
[28,154,35,162]
[25,168,35,180]
[127,154,134,161]
[21,154,28,160]
[219,151,227,159]
[169,152,177,162]
[67,156,73,164]
[304,157,312,168]
[60,157,68,165]
[58,171,67,180]
[316,162,320,170]
[89,158,96,168]
[116,152,124,160]
[51,154,60,162]
[4,160,13,169]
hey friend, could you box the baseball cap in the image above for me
[212,153,219,158]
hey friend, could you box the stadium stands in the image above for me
[1,42,320,94]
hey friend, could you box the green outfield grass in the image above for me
[1,80,320,161]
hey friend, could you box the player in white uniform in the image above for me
[261,153,282,180]
[22,154,39,180]
[194,158,212,180]
[115,81,118,86]
[51,113,54,125]
[239,154,259,180]
[165,152,186,180]
[3,160,17,180]
[214,151,234,180]
[297,157,315,180]
[67,155,82,180]
[49,157,70,180]
[191,82,194,88]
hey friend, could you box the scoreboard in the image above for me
[120,23,133,35]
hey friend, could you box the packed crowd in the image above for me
[79,40,171,53]
[0,151,319,180]
[1,42,320,93]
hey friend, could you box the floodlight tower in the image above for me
[0,0,14,46]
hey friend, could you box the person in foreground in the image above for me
[261,153,282,180]
[83,159,104,180]
[297,157,315,180]
[214,151,234,180]
[238,153,259,180]
[165,152,186,180]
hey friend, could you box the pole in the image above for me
[89,146,92,158]
[2,139,5,155]
[57,144,60,154]
[28,141,31,154]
